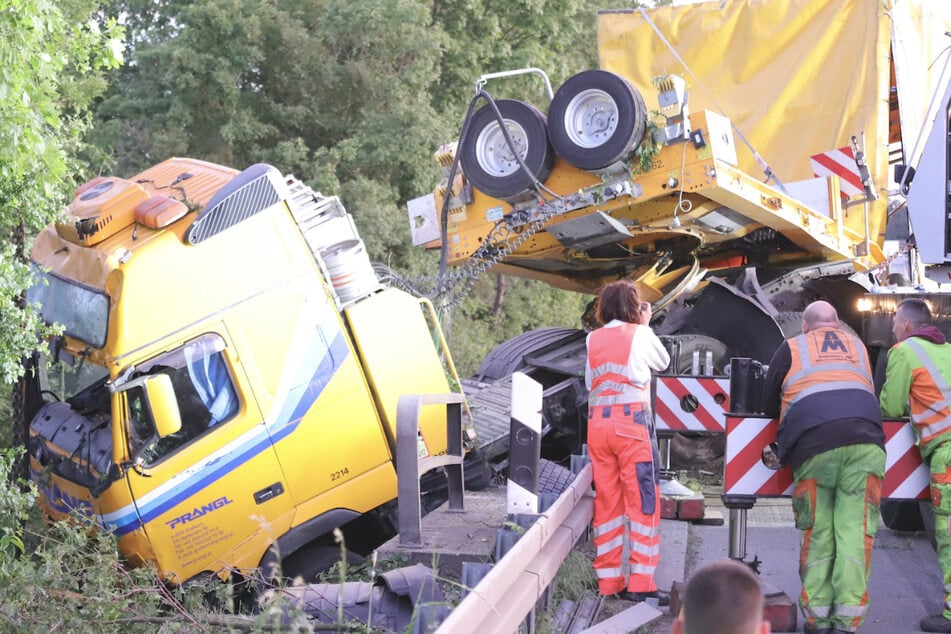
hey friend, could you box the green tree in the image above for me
[0,0,122,470]
[0,0,123,382]
[86,0,634,379]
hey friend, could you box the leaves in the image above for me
[0,0,123,381]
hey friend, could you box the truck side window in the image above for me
[127,334,240,466]
[126,386,155,457]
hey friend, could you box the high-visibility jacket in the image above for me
[586,321,669,407]
[585,320,668,595]
[776,327,879,460]
[780,327,875,420]
[880,337,951,456]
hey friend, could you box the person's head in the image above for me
[595,280,644,325]
[801,300,839,334]
[886,272,908,286]
[672,559,770,634]
[893,297,932,342]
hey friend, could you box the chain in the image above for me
[441,197,564,309]
[380,195,563,309]
[872,243,910,282]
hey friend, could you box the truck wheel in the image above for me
[547,70,647,171]
[474,327,582,381]
[881,499,925,532]
[280,543,366,583]
[665,333,731,375]
[921,499,937,551]
[459,99,555,201]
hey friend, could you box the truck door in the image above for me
[112,333,293,583]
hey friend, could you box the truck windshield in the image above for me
[37,346,109,403]
[27,265,109,348]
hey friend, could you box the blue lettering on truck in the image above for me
[165,496,234,530]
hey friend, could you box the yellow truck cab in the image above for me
[25,158,461,584]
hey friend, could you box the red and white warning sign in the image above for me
[724,416,793,496]
[723,416,928,500]
[654,376,729,432]
[810,146,864,198]
[882,419,929,499]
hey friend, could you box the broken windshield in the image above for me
[27,264,109,348]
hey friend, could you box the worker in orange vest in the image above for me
[763,300,885,634]
[585,280,670,604]
[880,297,951,633]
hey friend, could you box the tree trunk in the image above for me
[12,220,28,483]
[492,275,506,319]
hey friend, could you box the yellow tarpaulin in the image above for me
[597,0,950,249]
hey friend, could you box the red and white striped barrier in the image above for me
[654,376,730,432]
[724,416,793,496]
[810,146,864,198]
[883,420,930,499]
[723,415,929,500]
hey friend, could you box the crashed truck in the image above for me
[21,158,479,587]
[404,0,951,525]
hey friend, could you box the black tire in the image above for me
[459,99,555,201]
[665,333,731,375]
[280,543,365,583]
[920,499,937,551]
[547,70,647,171]
[881,499,925,532]
[474,327,582,381]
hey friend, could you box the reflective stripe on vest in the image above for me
[588,323,649,406]
[780,328,874,421]
[903,338,951,444]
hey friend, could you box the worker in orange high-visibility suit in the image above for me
[585,280,670,605]
[880,297,951,633]
[763,301,885,634]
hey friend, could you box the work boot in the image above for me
[921,614,951,632]
[803,624,832,634]
[611,589,670,606]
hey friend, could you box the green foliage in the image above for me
[0,450,32,556]
[551,549,597,604]
[0,248,47,384]
[633,118,664,175]
[0,0,123,383]
[445,275,589,376]
[0,449,186,631]
[86,0,614,379]
[0,389,11,451]
[0,447,341,632]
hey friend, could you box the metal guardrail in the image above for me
[394,382,595,633]
[435,462,593,634]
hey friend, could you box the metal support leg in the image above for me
[722,495,756,561]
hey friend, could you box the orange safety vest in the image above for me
[902,338,951,447]
[587,323,650,407]
[780,327,874,422]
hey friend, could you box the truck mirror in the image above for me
[144,374,183,438]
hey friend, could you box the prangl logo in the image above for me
[166,496,234,530]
